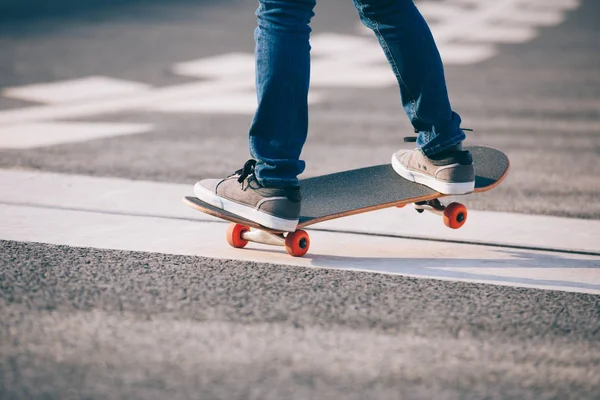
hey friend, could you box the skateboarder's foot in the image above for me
[194,160,301,232]
[392,142,475,195]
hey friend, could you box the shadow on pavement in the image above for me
[243,247,600,293]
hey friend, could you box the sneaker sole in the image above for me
[194,182,299,232]
[391,154,475,195]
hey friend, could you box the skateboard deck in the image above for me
[183,146,510,257]
[183,146,509,256]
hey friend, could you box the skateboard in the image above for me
[183,146,509,257]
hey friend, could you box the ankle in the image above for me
[428,142,464,159]
[440,142,463,153]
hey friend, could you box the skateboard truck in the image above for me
[226,223,311,257]
[414,198,445,214]
[409,199,468,229]
[226,198,467,258]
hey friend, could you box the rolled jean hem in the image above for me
[255,177,301,188]
[419,132,466,157]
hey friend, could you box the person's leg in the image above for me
[353,0,463,154]
[353,0,474,194]
[250,0,316,188]
[193,0,315,231]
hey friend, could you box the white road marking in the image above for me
[173,52,256,80]
[420,0,580,41]
[310,33,386,64]
[310,63,395,87]
[151,91,325,114]
[316,207,600,255]
[2,76,151,104]
[434,43,496,64]
[357,0,580,64]
[150,91,259,114]
[0,122,153,149]
[311,110,600,134]
[0,0,582,148]
[0,79,249,126]
[3,203,599,295]
[1,169,598,294]
[0,78,253,149]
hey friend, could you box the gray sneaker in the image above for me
[392,146,475,195]
[193,160,301,232]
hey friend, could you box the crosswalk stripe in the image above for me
[0,122,152,149]
[1,169,598,294]
[2,76,151,104]
[357,0,581,63]
[0,0,583,149]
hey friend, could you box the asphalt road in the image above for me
[2,241,600,400]
[1,0,599,399]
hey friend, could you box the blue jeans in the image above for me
[249,0,465,188]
